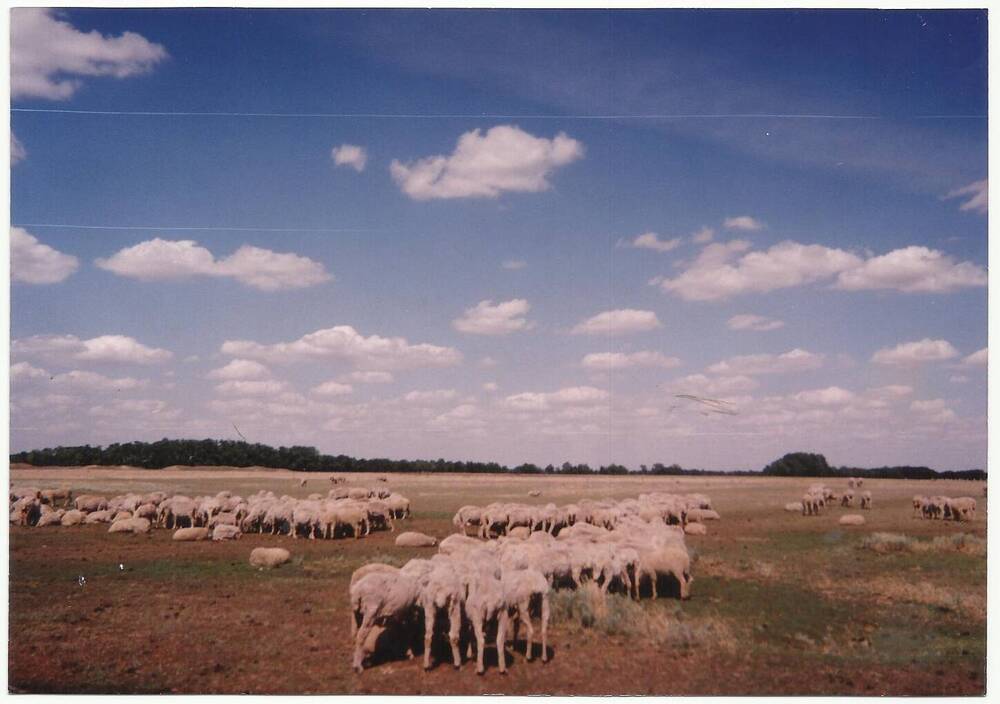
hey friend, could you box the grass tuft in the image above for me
[861,532,985,557]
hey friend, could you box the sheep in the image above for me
[211,524,241,541]
[507,526,530,540]
[839,514,865,526]
[39,488,73,508]
[74,495,108,513]
[801,493,821,516]
[347,488,370,501]
[452,505,482,535]
[134,503,158,522]
[527,490,541,497]
[949,496,977,521]
[841,491,855,507]
[684,522,707,535]
[173,527,211,541]
[395,531,437,548]
[418,565,465,670]
[350,572,422,673]
[36,509,65,527]
[438,534,484,556]
[249,547,292,569]
[859,491,872,510]
[60,510,86,526]
[109,517,151,534]
[462,572,510,675]
[385,493,411,519]
[350,563,401,589]
[83,510,114,524]
[501,568,550,663]
[912,495,926,517]
[633,544,692,600]
[10,497,41,526]
[111,510,133,523]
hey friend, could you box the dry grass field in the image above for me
[8,465,987,695]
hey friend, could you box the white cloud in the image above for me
[504,385,609,411]
[834,246,987,293]
[453,299,533,336]
[501,259,527,270]
[11,362,48,381]
[581,351,681,370]
[347,370,394,384]
[390,125,583,200]
[11,227,79,284]
[726,314,785,332]
[402,389,458,404]
[909,398,957,423]
[791,386,856,406]
[312,381,354,397]
[659,240,861,301]
[626,232,682,253]
[871,339,959,366]
[672,373,759,396]
[331,144,367,172]
[221,325,462,370]
[49,370,145,391]
[11,132,26,164]
[963,348,987,367]
[944,179,987,214]
[691,227,715,244]
[11,9,168,100]
[207,359,270,381]
[571,309,661,335]
[13,333,172,365]
[215,380,288,396]
[723,216,765,231]
[95,238,331,291]
[707,348,824,376]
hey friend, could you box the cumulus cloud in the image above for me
[312,381,353,396]
[331,144,367,172]
[791,386,856,406]
[347,371,394,384]
[723,216,765,231]
[453,299,533,335]
[11,132,26,164]
[221,325,462,370]
[207,359,270,381]
[95,238,331,291]
[871,339,959,366]
[944,179,987,214]
[834,246,987,293]
[571,309,661,336]
[909,398,957,423]
[13,333,172,365]
[501,259,527,270]
[390,125,583,200]
[11,227,79,284]
[11,8,168,100]
[215,380,288,396]
[504,386,609,411]
[726,314,785,332]
[581,351,681,370]
[624,232,682,253]
[659,240,861,301]
[672,373,759,396]
[707,348,824,376]
[402,389,458,404]
[691,227,715,244]
[963,348,987,367]
[11,362,144,391]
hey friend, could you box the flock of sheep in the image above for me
[8,484,412,542]
[912,495,978,522]
[787,479,873,517]
[349,492,711,674]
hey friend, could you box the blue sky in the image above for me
[10,9,988,470]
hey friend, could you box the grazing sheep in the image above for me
[39,488,73,508]
[350,572,422,673]
[211,524,242,541]
[507,526,531,540]
[452,506,482,535]
[463,572,510,675]
[859,491,872,510]
[134,503,158,522]
[839,514,865,526]
[438,534,484,556]
[350,563,401,589]
[385,493,411,519]
[912,495,926,517]
[395,531,438,548]
[173,527,211,541]
[841,491,855,507]
[348,488,370,501]
[74,495,108,513]
[684,522,707,535]
[60,510,86,526]
[502,568,550,664]
[418,566,465,670]
[36,510,65,527]
[249,547,292,569]
[949,497,977,521]
[83,510,114,524]
[109,517,151,534]
[111,510,133,523]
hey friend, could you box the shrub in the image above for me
[860,532,985,556]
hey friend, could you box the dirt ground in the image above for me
[8,466,987,694]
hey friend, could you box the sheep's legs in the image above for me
[448,602,462,669]
[521,601,535,661]
[423,606,435,670]
[472,618,486,674]
[496,613,508,674]
[353,612,377,673]
[540,595,549,663]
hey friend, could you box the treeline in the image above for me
[9,440,986,480]
[762,452,986,481]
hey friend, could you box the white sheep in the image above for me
[350,571,422,673]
